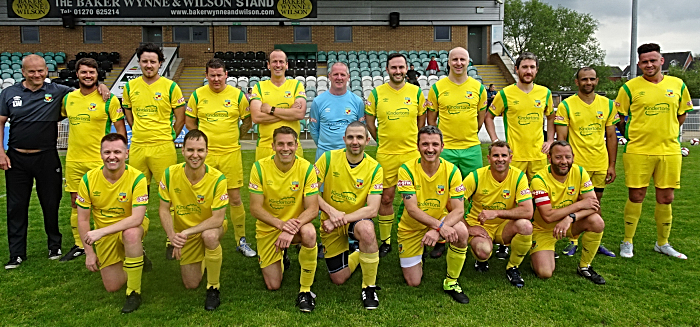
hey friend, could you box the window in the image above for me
[21,26,39,43]
[294,26,311,43]
[229,26,247,43]
[173,26,209,43]
[334,26,352,42]
[434,26,451,42]
[84,26,102,43]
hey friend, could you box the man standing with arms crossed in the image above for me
[555,67,619,258]
[76,133,149,313]
[365,53,427,257]
[315,122,382,309]
[250,49,307,161]
[426,47,488,258]
[185,58,255,258]
[60,58,127,262]
[616,43,692,259]
[159,130,228,311]
[122,43,186,259]
[249,127,320,312]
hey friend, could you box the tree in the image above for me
[668,65,700,99]
[503,0,606,91]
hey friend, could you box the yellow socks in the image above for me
[623,200,643,243]
[348,251,360,273]
[580,231,603,268]
[70,207,82,248]
[378,214,394,245]
[230,204,246,244]
[205,245,223,289]
[359,251,379,288]
[569,238,579,246]
[507,233,532,269]
[655,203,672,245]
[298,244,318,293]
[445,244,467,284]
[123,255,144,295]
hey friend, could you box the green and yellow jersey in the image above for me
[251,79,306,149]
[531,164,594,230]
[463,165,531,227]
[62,90,123,162]
[122,76,186,144]
[427,77,488,149]
[186,85,250,154]
[365,83,427,155]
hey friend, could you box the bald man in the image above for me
[1,55,109,269]
[425,47,488,258]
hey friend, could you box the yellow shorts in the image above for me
[129,142,177,185]
[256,228,302,269]
[376,151,420,188]
[397,226,431,259]
[467,220,510,245]
[255,146,304,162]
[529,225,573,255]
[206,151,243,189]
[179,220,228,266]
[587,170,607,190]
[511,159,547,180]
[64,161,102,192]
[320,220,361,259]
[95,217,150,269]
[623,153,682,189]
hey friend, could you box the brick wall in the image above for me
[1,24,481,66]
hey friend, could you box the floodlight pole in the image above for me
[630,0,638,78]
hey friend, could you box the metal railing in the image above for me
[493,41,515,65]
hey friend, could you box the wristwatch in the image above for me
[568,213,576,223]
[269,106,276,115]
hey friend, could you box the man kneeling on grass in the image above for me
[530,140,606,284]
[159,129,228,311]
[76,133,149,313]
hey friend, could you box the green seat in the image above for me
[47,63,56,72]
[12,52,22,57]
[11,63,21,70]
[55,56,65,64]
[0,63,9,70]
[44,55,53,62]
[34,52,44,57]
[1,72,11,80]
[1,52,10,57]
[12,72,23,80]
[45,52,55,57]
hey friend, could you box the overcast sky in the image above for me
[539,0,700,68]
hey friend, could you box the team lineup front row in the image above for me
[80,124,612,313]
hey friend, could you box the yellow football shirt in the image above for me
[531,164,594,231]
[365,83,427,155]
[62,90,124,162]
[248,156,319,234]
[555,94,620,171]
[251,79,306,149]
[186,85,250,154]
[615,75,693,155]
[158,163,229,233]
[463,165,531,227]
[76,165,149,229]
[489,84,554,161]
[396,158,465,231]
[315,149,383,222]
[428,77,488,149]
[122,76,186,145]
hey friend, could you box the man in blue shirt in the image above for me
[309,62,365,161]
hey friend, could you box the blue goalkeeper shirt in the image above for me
[309,90,365,160]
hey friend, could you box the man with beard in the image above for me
[426,47,488,258]
[315,122,382,309]
[60,58,127,262]
[555,67,619,258]
[530,141,606,284]
[249,126,320,312]
[159,130,228,311]
[76,133,149,313]
[185,58,255,259]
[250,49,307,161]
[396,126,469,304]
[615,43,692,259]
[365,53,427,258]
[464,141,533,288]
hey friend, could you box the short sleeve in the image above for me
[615,84,631,116]
[417,88,427,116]
[61,93,68,117]
[448,166,464,199]
[514,171,532,203]
[427,84,438,112]
[295,81,307,99]
[76,174,92,209]
[303,164,319,196]
[211,175,229,211]
[170,83,186,109]
[579,168,594,194]
[554,101,569,126]
[462,172,477,199]
[132,173,149,207]
[158,168,171,203]
[530,175,551,207]
[122,81,132,109]
[251,83,263,102]
[369,165,384,195]
[478,84,488,111]
[185,90,198,119]
[489,90,506,116]
[108,94,125,122]
[679,82,693,115]
[605,99,620,126]
[314,151,329,184]
[365,89,377,116]
[544,89,554,115]
[397,164,416,194]
[238,92,251,119]
[248,162,264,194]
[354,96,366,122]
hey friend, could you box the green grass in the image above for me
[1,144,699,326]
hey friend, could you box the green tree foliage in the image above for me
[504,0,606,91]
[668,65,700,98]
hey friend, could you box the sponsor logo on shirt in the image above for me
[579,123,602,137]
[76,195,85,203]
[310,182,319,189]
[185,106,193,113]
[520,188,531,196]
[455,184,465,192]
[178,97,186,104]
[374,183,383,190]
[12,96,22,107]
[644,103,670,116]
[554,115,565,121]
[220,193,229,201]
[205,110,229,122]
[517,112,540,125]
[484,202,507,210]
[397,180,412,187]
[118,192,127,202]
[418,198,441,209]
[446,102,470,114]
[387,108,410,121]
[583,180,593,188]
[69,114,91,125]
[248,182,259,190]
[176,204,202,216]
[269,196,296,210]
[137,195,148,203]
[331,190,357,203]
